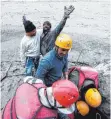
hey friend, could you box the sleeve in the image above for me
[35,59,51,84]
[20,39,26,66]
[54,17,68,36]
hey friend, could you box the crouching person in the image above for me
[2,76,79,119]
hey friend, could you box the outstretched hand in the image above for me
[64,5,75,18]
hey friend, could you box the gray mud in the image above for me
[1,1,110,119]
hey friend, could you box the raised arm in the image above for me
[54,5,75,35]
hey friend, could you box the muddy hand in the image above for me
[64,5,75,18]
[22,15,27,24]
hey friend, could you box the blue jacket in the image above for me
[36,48,68,86]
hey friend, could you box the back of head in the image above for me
[22,16,36,33]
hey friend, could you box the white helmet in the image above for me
[23,76,43,84]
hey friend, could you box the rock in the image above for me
[95,60,110,119]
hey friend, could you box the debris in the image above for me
[1,62,12,81]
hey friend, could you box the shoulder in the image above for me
[43,50,55,61]
[37,29,43,35]
[21,35,27,44]
[40,49,56,65]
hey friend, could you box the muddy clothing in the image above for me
[40,17,68,56]
[36,48,68,87]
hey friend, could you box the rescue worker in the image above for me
[39,5,75,56]
[20,16,41,76]
[36,33,72,87]
[2,76,79,119]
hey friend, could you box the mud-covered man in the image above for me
[39,5,75,56]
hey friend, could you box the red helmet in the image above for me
[52,79,79,107]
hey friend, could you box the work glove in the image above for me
[64,5,75,19]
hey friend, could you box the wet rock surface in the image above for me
[1,1,110,119]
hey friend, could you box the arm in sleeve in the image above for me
[54,5,75,36]
[35,59,51,84]
[20,40,26,66]
[54,16,68,36]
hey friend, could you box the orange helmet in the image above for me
[55,33,72,50]
[76,101,89,116]
[52,79,79,107]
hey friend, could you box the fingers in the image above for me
[69,5,75,9]
[64,6,67,11]
[69,5,75,12]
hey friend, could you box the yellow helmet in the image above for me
[85,88,102,108]
[76,101,89,116]
[55,33,72,49]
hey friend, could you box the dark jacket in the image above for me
[40,17,68,56]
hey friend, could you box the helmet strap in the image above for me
[46,87,63,109]
[38,87,56,109]
[39,87,63,109]
[45,88,56,109]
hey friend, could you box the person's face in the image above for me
[57,47,69,57]
[26,29,36,37]
[43,23,51,32]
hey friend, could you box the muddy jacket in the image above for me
[2,83,58,119]
[39,17,68,56]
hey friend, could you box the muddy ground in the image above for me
[1,1,110,119]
